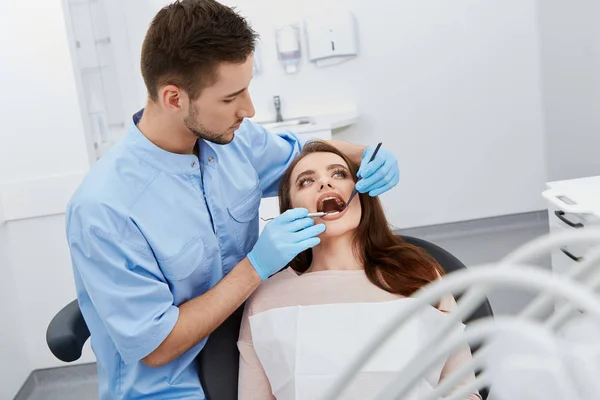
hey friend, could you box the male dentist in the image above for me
[66,0,400,399]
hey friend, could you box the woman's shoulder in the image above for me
[262,266,299,289]
[245,267,300,316]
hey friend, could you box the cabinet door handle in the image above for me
[555,210,584,228]
[561,248,583,262]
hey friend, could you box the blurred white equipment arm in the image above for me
[325,227,600,400]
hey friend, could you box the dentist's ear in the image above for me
[160,85,183,112]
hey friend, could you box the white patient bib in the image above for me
[249,298,465,400]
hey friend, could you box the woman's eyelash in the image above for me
[223,98,236,104]
[298,177,313,187]
[332,168,347,178]
[297,169,348,188]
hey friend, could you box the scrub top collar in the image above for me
[126,109,205,176]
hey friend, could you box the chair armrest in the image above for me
[46,299,90,362]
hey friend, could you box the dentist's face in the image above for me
[184,56,256,144]
[289,152,361,238]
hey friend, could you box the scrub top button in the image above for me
[208,156,214,163]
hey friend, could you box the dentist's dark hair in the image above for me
[278,141,444,297]
[141,0,258,102]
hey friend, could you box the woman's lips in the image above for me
[316,192,346,212]
[320,204,349,221]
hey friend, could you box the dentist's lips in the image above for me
[231,119,243,130]
[316,192,348,221]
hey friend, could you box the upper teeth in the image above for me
[320,197,342,206]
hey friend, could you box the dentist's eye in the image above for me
[223,97,236,104]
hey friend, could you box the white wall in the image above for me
[0,1,90,182]
[0,226,30,399]
[0,0,94,397]
[538,0,600,182]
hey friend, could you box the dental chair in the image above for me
[46,235,493,399]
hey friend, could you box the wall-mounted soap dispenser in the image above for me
[304,11,359,67]
[276,25,301,74]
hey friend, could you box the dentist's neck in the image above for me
[306,232,363,273]
[137,102,197,155]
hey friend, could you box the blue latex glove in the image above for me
[248,208,325,280]
[355,145,400,197]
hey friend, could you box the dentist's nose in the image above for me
[237,92,256,119]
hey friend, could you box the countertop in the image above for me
[543,175,600,215]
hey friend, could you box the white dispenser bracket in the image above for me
[304,11,359,67]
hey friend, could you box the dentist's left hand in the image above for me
[355,145,400,197]
[248,208,325,280]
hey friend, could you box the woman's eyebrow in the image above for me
[327,164,348,171]
[295,169,315,184]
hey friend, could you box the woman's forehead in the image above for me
[292,152,348,177]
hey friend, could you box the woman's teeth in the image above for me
[319,197,345,213]
[320,197,338,205]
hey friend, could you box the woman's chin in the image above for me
[319,220,355,238]
[318,208,360,239]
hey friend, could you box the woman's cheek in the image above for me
[293,192,310,210]
[349,200,362,226]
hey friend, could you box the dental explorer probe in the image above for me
[260,212,328,222]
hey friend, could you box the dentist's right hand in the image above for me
[248,208,325,280]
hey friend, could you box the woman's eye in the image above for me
[223,98,236,104]
[333,169,347,178]
[299,178,313,187]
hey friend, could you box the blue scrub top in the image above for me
[66,110,307,400]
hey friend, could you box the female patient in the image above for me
[238,141,481,400]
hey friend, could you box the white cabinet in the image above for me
[543,176,600,275]
[63,0,138,161]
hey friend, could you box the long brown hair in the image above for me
[278,141,444,297]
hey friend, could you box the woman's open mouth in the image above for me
[316,192,348,221]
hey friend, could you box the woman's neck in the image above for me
[306,232,363,273]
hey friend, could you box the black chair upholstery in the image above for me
[402,235,494,324]
[197,304,245,400]
[46,299,90,362]
[47,235,493,399]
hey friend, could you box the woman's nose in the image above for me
[319,182,334,191]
